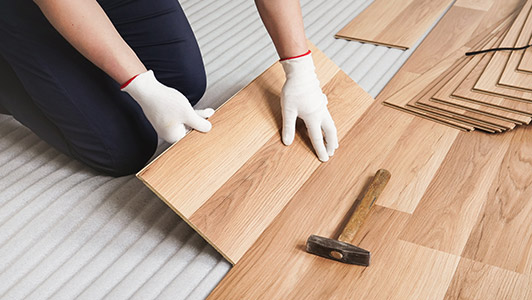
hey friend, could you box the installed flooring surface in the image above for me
[0,0,425,299]
[208,0,532,298]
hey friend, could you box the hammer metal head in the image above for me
[306,234,370,266]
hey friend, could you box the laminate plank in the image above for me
[461,125,532,274]
[188,71,374,264]
[474,1,532,101]
[407,30,521,129]
[384,48,478,131]
[335,0,454,50]
[207,121,462,298]
[407,41,517,131]
[499,3,532,91]
[377,116,459,213]
[207,1,527,298]
[410,61,519,130]
[453,52,532,115]
[434,42,532,123]
[137,43,339,220]
[444,258,530,299]
[517,36,532,72]
[399,131,513,255]
[383,8,517,131]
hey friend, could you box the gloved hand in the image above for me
[121,70,214,144]
[279,51,338,162]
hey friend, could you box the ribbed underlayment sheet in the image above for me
[0,0,447,299]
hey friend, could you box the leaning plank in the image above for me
[499,3,532,91]
[137,43,374,264]
[474,1,532,101]
[335,0,454,49]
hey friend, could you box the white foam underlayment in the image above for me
[0,0,448,299]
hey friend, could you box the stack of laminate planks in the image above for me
[383,0,532,133]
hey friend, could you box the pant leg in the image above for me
[0,1,158,177]
[0,0,206,176]
[99,0,207,105]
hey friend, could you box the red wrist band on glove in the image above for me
[279,49,311,61]
[120,74,140,89]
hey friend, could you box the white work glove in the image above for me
[121,70,214,144]
[279,51,338,162]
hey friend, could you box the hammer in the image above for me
[306,169,391,266]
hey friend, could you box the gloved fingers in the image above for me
[195,108,215,119]
[322,113,338,156]
[306,122,329,162]
[164,123,187,144]
[185,112,213,133]
[282,109,298,146]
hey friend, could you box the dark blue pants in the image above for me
[0,0,206,177]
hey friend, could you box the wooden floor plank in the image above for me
[444,258,530,299]
[453,52,532,114]
[335,0,454,50]
[188,71,374,264]
[407,30,520,130]
[399,131,513,256]
[461,125,532,274]
[137,43,339,220]
[517,36,532,72]
[377,117,459,213]
[474,1,532,101]
[434,37,532,123]
[499,2,532,91]
[382,6,520,131]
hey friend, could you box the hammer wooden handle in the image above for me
[337,169,391,243]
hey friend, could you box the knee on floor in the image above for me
[159,63,207,107]
[74,134,158,177]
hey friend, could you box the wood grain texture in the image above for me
[188,71,374,264]
[208,105,463,297]
[399,131,513,255]
[382,6,519,132]
[137,44,374,264]
[134,1,532,298]
[137,43,338,220]
[462,125,532,274]
[444,258,531,299]
[517,35,532,72]
[474,1,532,101]
[434,41,532,123]
[335,0,454,49]
[453,52,532,116]
[499,3,532,91]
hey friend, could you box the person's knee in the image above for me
[103,141,157,177]
[160,59,207,107]
[73,131,157,177]
[186,69,206,106]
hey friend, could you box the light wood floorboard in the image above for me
[499,3,532,91]
[474,1,532,100]
[444,258,531,299]
[335,0,454,50]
